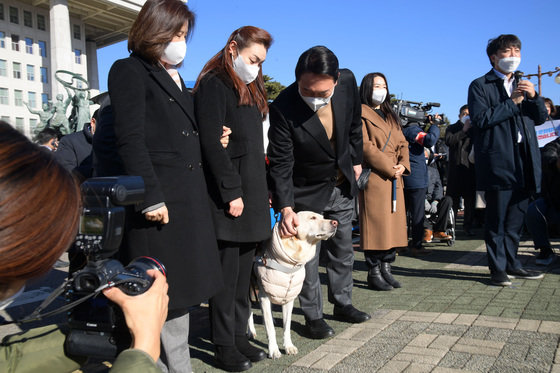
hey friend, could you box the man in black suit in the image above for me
[468,34,548,286]
[268,46,370,340]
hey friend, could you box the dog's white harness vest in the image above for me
[255,223,310,305]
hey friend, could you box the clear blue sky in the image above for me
[97,0,559,121]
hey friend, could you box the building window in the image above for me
[73,24,81,40]
[24,10,32,27]
[12,34,19,51]
[38,40,46,57]
[9,6,17,24]
[15,117,24,132]
[0,88,8,105]
[25,37,33,54]
[37,14,46,31]
[28,91,37,108]
[74,49,82,64]
[0,31,5,48]
[41,93,49,105]
[26,64,34,81]
[29,118,37,131]
[40,67,48,83]
[1,116,10,123]
[0,4,4,21]
[14,90,23,106]
[13,62,21,79]
[0,60,6,77]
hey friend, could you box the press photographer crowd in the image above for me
[2,1,560,372]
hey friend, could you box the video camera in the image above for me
[392,100,446,127]
[65,176,166,359]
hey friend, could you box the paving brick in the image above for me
[291,351,327,367]
[433,367,478,373]
[317,340,362,354]
[335,325,363,340]
[551,363,560,373]
[429,335,460,350]
[539,321,560,334]
[408,333,438,348]
[404,362,435,372]
[350,327,384,341]
[393,352,444,365]
[383,309,408,320]
[453,314,478,326]
[474,315,518,329]
[555,345,560,364]
[457,337,506,350]
[381,360,410,372]
[309,352,347,370]
[452,343,502,357]
[516,319,541,332]
[402,345,448,358]
[400,311,441,323]
[433,313,460,324]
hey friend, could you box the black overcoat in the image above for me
[267,69,363,213]
[102,54,223,311]
[194,73,270,243]
[468,70,548,192]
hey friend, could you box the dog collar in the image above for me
[255,256,303,274]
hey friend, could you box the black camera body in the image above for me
[393,100,445,127]
[65,176,165,359]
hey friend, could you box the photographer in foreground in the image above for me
[0,121,168,372]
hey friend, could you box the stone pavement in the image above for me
[1,232,559,373]
[188,234,560,373]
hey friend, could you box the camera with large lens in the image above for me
[65,176,166,359]
[392,99,445,127]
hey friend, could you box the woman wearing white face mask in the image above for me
[97,1,223,372]
[358,73,410,291]
[193,26,273,372]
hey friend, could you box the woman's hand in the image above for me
[393,164,405,178]
[144,206,169,224]
[228,197,244,217]
[103,269,169,362]
[280,207,299,237]
[220,126,232,148]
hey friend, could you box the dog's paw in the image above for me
[284,344,298,355]
[268,347,282,359]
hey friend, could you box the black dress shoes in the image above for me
[506,268,544,280]
[235,335,266,362]
[305,318,334,339]
[215,345,252,372]
[333,304,371,324]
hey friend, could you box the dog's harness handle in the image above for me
[255,255,303,274]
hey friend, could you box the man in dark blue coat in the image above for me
[403,120,440,254]
[468,34,548,286]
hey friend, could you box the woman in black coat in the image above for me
[193,26,273,372]
[101,1,222,372]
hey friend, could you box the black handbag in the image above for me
[357,124,392,191]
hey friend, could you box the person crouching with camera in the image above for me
[0,121,168,373]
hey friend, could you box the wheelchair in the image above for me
[425,207,456,246]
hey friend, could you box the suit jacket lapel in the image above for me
[150,68,197,128]
[302,113,336,156]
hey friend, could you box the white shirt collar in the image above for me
[493,68,514,97]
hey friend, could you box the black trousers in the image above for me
[405,187,427,249]
[425,196,453,232]
[484,189,529,274]
[364,248,396,269]
[209,241,257,346]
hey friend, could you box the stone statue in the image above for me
[23,101,54,134]
[53,70,92,134]
[68,88,93,132]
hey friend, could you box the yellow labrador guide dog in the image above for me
[250,211,337,359]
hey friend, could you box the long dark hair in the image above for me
[0,122,80,285]
[128,0,195,67]
[359,72,400,127]
[193,26,273,119]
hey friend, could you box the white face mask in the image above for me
[371,88,387,105]
[233,54,260,84]
[460,115,470,124]
[161,41,187,66]
[497,56,520,74]
[298,87,335,112]
[0,285,25,311]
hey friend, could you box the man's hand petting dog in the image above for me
[280,206,299,237]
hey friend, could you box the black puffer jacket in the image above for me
[541,138,560,210]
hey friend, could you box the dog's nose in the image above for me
[331,220,338,227]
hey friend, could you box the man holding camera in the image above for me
[468,34,548,286]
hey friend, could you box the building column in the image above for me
[49,0,72,98]
[86,40,99,92]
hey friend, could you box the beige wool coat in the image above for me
[359,104,410,251]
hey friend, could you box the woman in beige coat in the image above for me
[358,72,410,291]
